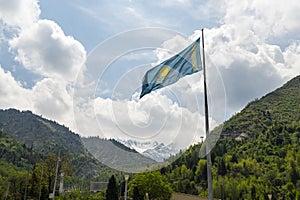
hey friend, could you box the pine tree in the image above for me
[217,158,227,176]
[106,175,118,200]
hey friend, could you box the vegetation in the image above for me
[161,75,300,199]
[0,123,121,199]
[161,122,300,199]
[128,172,173,200]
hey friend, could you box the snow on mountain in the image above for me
[118,139,179,162]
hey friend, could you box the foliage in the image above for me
[128,172,173,200]
[0,161,29,199]
[0,131,38,169]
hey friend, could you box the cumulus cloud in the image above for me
[0,0,86,82]
[9,19,86,81]
[74,92,216,150]
[32,78,74,126]
[148,0,300,127]
[154,35,190,64]
[0,66,32,109]
[0,0,40,29]
[282,42,300,78]
[0,0,85,129]
[0,65,75,129]
[186,0,300,117]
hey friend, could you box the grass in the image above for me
[171,193,214,200]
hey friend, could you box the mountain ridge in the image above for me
[0,108,108,179]
[0,108,84,155]
[217,75,300,139]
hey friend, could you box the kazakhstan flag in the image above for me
[140,38,202,98]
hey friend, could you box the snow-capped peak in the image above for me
[118,139,179,162]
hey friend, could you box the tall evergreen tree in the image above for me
[106,175,118,200]
[217,158,227,176]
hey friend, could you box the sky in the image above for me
[0,0,300,152]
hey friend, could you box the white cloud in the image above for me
[188,0,300,117]
[32,78,74,126]
[0,0,40,29]
[154,35,190,64]
[223,0,300,43]
[0,66,32,109]
[0,65,76,131]
[282,42,300,78]
[251,0,300,37]
[0,0,85,133]
[0,0,86,83]
[9,19,86,81]
[75,92,214,150]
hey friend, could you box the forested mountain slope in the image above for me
[218,75,300,139]
[163,75,300,199]
[0,109,84,154]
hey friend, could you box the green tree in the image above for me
[217,157,227,176]
[195,159,207,185]
[132,185,144,200]
[106,175,118,200]
[129,172,173,200]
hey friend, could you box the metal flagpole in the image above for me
[50,151,60,199]
[201,29,213,200]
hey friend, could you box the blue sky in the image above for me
[0,0,300,153]
[39,0,223,51]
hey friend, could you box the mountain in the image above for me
[0,108,169,174]
[0,109,84,154]
[217,75,300,139]
[142,143,178,162]
[163,75,300,199]
[118,140,179,162]
[82,137,157,173]
[0,108,104,178]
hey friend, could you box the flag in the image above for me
[140,38,202,98]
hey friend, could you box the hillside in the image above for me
[82,137,157,173]
[0,109,84,154]
[163,75,300,199]
[0,109,124,198]
[219,75,300,139]
[0,109,116,180]
[0,130,39,169]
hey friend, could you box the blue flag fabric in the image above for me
[140,38,202,98]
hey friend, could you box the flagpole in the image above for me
[201,29,213,200]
